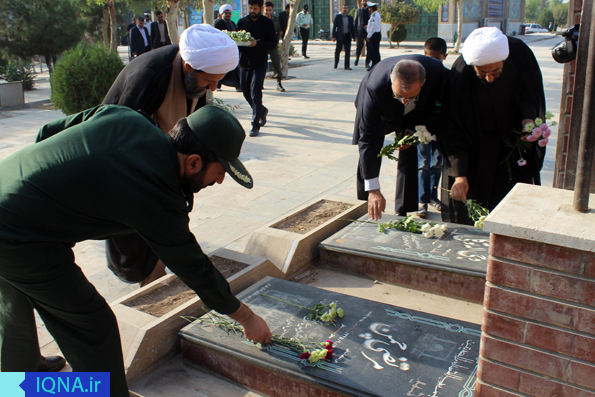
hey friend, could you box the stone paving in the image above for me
[0,33,565,394]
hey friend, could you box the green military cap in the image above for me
[186,106,253,189]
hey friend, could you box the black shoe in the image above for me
[430,199,443,211]
[38,356,66,372]
[354,59,359,66]
[366,67,371,72]
[259,107,268,127]
[303,55,310,59]
[334,64,337,69]
[345,67,352,70]
[277,82,285,92]
[249,127,260,137]
[417,203,428,219]
[235,87,242,92]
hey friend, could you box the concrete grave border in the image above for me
[110,248,283,381]
[243,196,367,277]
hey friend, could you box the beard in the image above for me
[183,168,215,193]
[184,70,208,99]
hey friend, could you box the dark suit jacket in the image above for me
[354,7,370,36]
[214,18,238,31]
[332,14,355,41]
[353,54,447,181]
[279,10,289,38]
[151,21,171,49]
[130,26,151,56]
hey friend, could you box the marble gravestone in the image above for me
[180,277,480,397]
[319,215,490,303]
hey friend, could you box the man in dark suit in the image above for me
[151,11,171,49]
[353,1,369,68]
[214,4,242,91]
[332,4,356,70]
[130,16,152,58]
[353,55,447,220]
[278,3,290,39]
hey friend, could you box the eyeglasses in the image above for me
[393,92,419,102]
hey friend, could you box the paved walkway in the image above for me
[0,33,564,394]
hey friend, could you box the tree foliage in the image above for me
[378,1,419,48]
[412,0,464,52]
[537,8,554,28]
[50,43,124,115]
[525,0,540,22]
[0,0,86,70]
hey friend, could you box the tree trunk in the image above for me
[102,9,110,47]
[167,0,181,44]
[203,0,214,25]
[107,0,118,51]
[45,54,54,74]
[388,26,395,48]
[454,0,463,53]
[280,0,303,78]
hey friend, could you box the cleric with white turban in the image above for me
[461,27,509,66]
[179,23,239,74]
[219,4,233,15]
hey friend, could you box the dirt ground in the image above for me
[125,256,249,317]
[274,200,352,234]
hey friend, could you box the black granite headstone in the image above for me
[180,277,480,397]
[320,214,489,277]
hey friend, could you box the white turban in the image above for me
[219,4,232,14]
[462,27,510,66]
[179,24,239,74]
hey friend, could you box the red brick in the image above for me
[569,361,595,390]
[482,335,570,380]
[489,234,595,278]
[530,269,595,306]
[558,173,565,188]
[483,311,526,343]
[564,114,572,134]
[563,133,570,152]
[519,371,595,397]
[575,0,583,12]
[566,95,574,114]
[577,307,595,335]
[478,357,521,391]
[570,60,576,74]
[569,75,575,93]
[525,322,595,362]
[488,259,531,291]
[476,380,523,397]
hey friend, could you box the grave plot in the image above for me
[180,277,480,397]
[319,215,490,303]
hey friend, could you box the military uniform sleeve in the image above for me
[36,105,112,142]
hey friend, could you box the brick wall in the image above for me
[476,234,595,396]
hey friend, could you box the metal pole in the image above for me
[573,0,595,212]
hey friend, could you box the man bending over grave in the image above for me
[353,55,447,221]
[0,105,271,397]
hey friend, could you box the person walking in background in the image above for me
[279,3,290,39]
[354,1,369,68]
[265,1,286,92]
[365,2,381,70]
[144,13,154,36]
[214,4,242,92]
[332,4,356,70]
[296,4,313,58]
[130,16,152,58]
[237,0,278,136]
[416,37,447,218]
[151,11,171,49]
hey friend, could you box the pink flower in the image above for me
[517,158,527,167]
[531,128,542,138]
[299,352,311,360]
[542,129,551,139]
[538,138,549,147]
[526,135,538,142]
[325,340,333,348]
[540,123,548,130]
[325,349,333,359]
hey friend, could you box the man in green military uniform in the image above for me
[0,105,271,396]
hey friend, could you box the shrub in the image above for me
[389,26,408,45]
[0,60,36,91]
[51,43,123,115]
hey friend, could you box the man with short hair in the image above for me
[144,13,154,36]
[0,104,272,397]
[151,10,171,49]
[103,24,240,285]
[237,0,277,137]
[279,3,290,39]
[265,1,286,92]
[365,2,381,70]
[353,55,447,220]
[332,4,356,70]
[354,1,369,68]
[214,4,242,92]
[296,4,313,58]
[441,27,546,224]
[130,15,152,58]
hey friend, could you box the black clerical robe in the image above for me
[440,36,546,224]
[353,55,447,213]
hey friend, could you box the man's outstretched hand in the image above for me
[368,189,386,221]
[228,303,272,344]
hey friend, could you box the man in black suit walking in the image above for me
[130,16,152,58]
[353,55,447,220]
[151,11,171,49]
[353,1,369,68]
[332,4,356,70]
